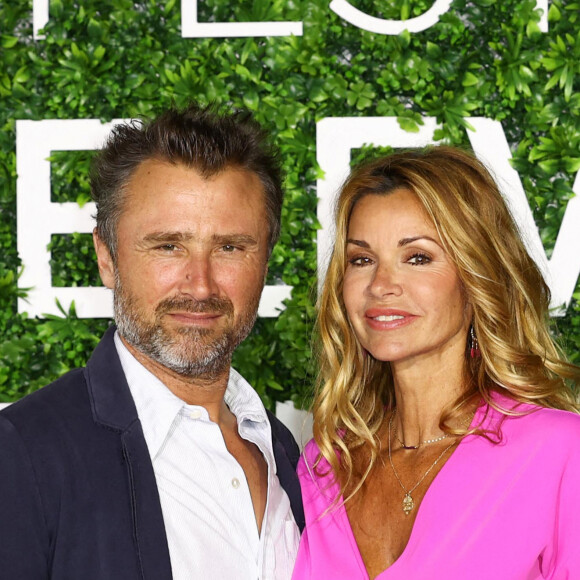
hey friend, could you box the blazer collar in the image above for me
[84,326,173,578]
[84,325,140,431]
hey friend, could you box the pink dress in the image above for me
[292,394,580,579]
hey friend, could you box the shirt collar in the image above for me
[114,331,268,459]
[225,368,268,425]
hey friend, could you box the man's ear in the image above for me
[93,228,115,289]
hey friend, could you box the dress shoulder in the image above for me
[523,405,580,453]
[485,396,580,472]
[510,403,580,437]
[297,438,321,481]
[302,438,320,461]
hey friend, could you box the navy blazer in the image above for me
[0,327,304,579]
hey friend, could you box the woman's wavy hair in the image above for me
[313,145,579,499]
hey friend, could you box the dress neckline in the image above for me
[338,398,492,579]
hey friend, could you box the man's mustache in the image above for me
[156,296,234,317]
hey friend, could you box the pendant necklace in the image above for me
[388,413,457,515]
[393,412,449,450]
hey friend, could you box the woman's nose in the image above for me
[367,264,403,298]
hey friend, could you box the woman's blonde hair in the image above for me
[313,145,579,499]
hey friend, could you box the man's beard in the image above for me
[113,276,260,380]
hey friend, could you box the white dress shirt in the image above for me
[115,333,299,580]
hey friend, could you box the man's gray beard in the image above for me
[113,277,259,380]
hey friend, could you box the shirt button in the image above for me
[231,478,240,489]
[190,409,202,419]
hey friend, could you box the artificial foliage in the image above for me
[0,0,578,407]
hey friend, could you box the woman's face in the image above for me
[342,189,471,368]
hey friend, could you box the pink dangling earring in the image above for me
[470,325,480,358]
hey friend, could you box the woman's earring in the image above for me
[470,325,480,358]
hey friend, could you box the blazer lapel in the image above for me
[85,326,173,580]
[122,425,173,580]
[267,410,305,531]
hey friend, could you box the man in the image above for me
[0,104,303,579]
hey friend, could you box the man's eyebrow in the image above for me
[142,232,193,243]
[211,233,259,246]
[140,232,259,246]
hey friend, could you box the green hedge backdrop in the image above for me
[1,0,579,408]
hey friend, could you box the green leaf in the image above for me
[397,117,420,132]
[462,72,479,87]
[87,18,103,40]
[12,66,30,84]
[548,3,562,21]
[1,36,18,48]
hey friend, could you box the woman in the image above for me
[293,146,580,579]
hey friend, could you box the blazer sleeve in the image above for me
[0,415,49,579]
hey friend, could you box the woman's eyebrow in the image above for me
[346,239,369,248]
[398,235,440,247]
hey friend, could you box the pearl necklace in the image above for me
[393,420,449,450]
[388,413,457,515]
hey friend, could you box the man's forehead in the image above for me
[126,157,261,185]
[121,159,266,206]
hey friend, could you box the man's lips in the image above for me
[166,311,223,325]
[364,308,417,330]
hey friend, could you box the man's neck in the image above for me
[120,335,231,424]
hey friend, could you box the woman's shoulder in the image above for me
[523,405,580,438]
[490,390,578,420]
[302,437,321,460]
[490,391,580,453]
[298,438,323,475]
[298,438,338,485]
[298,438,343,511]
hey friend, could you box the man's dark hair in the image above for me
[91,103,284,258]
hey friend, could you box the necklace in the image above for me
[388,413,457,515]
[393,413,449,450]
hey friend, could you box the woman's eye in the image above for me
[348,256,372,266]
[408,253,431,265]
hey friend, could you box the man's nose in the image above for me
[178,254,219,300]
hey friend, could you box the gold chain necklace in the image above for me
[388,413,457,515]
[393,411,449,450]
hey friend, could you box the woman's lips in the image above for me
[364,308,417,330]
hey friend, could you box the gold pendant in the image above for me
[402,493,414,515]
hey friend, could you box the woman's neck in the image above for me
[390,354,468,445]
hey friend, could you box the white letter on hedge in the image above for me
[32,0,49,39]
[329,0,549,34]
[329,0,453,34]
[316,116,580,313]
[32,0,302,39]
[33,0,547,39]
[538,0,548,32]
[181,0,303,38]
[16,119,291,319]
[466,118,580,313]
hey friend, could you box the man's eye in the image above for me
[158,244,177,252]
[222,245,238,252]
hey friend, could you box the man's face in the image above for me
[95,159,270,380]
